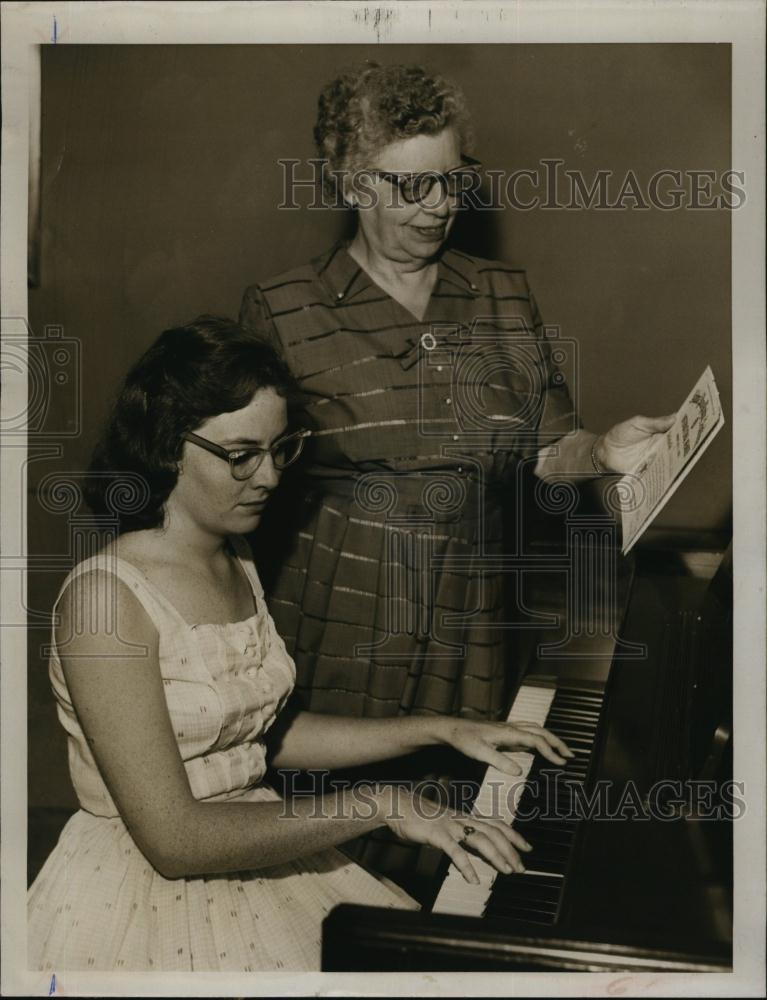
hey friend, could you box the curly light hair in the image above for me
[314,62,474,199]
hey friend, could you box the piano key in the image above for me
[527,825,571,847]
[486,878,564,919]
[493,872,565,891]
[547,712,600,726]
[491,907,556,926]
[546,722,598,736]
[549,699,603,712]
[556,694,603,706]
[432,681,604,919]
[491,879,562,903]
[521,852,570,875]
[548,737,594,749]
[550,703,602,716]
[548,723,599,735]
[486,902,560,922]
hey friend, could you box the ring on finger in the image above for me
[458,823,476,848]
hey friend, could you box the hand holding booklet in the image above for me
[618,366,725,554]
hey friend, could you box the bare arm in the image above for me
[267,706,569,773]
[58,570,569,884]
[266,704,444,771]
[57,571,390,880]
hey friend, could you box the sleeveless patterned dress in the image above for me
[27,535,416,972]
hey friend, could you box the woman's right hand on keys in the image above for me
[379,787,532,884]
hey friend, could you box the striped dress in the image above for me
[240,241,579,723]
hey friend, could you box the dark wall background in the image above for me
[28,44,731,808]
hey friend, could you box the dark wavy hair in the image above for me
[314,62,474,199]
[86,316,299,533]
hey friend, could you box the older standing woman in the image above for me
[239,67,673,894]
[240,63,671,726]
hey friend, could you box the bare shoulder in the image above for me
[55,556,158,660]
[102,529,169,573]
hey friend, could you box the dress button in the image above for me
[436,365,443,373]
[452,434,459,441]
[457,466,463,473]
[470,282,478,291]
[336,292,344,300]
[445,397,452,405]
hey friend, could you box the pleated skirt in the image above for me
[266,481,511,720]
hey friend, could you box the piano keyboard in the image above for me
[432,681,605,923]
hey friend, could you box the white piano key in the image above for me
[432,685,556,914]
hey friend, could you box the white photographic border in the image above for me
[2,1,764,996]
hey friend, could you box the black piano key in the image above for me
[529,772,583,797]
[491,875,562,901]
[522,848,570,873]
[483,903,558,925]
[548,721,599,735]
[515,811,577,831]
[533,855,569,874]
[487,898,561,921]
[490,881,564,903]
[546,720,598,735]
[488,893,561,919]
[550,703,602,716]
[547,712,600,726]
[550,728,599,740]
[432,678,610,925]
[547,717,598,729]
[518,828,574,849]
[549,700,603,713]
[562,773,589,785]
[562,764,589,777]
[556,682,604,694]
[548,736,594,750]
[549,698,602,709]
[560,754,591,767]
[487,873,565,921]
[514,814,576,836]
[514,788,586,825]
[554,690,604,704]
[515,788,581,821]
[489,871,562,889]
[548,737,596,750]
[549,728,599,739]
[551,693,603,705]
[548,704,601,714]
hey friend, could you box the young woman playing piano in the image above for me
[27,317,572,973]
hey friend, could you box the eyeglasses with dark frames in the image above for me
[362,155,483,206]
[182,428,311,481]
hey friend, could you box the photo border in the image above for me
[2,2,764,996]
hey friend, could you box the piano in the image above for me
[322,536,733,972]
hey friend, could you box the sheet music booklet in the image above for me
[618,365,725,554]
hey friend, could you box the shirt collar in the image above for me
[312,241,372,304]
[437,248,482,295]
[312,240,481,303]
